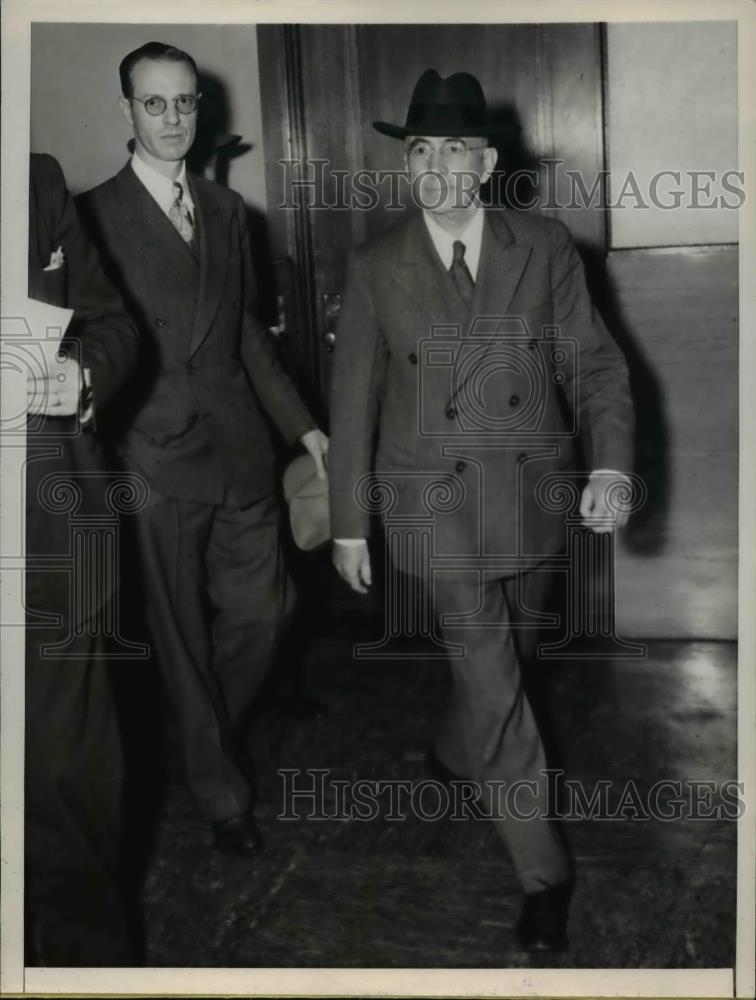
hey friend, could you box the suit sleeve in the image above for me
[235,196,315,444]
[549,219,634,473]
[328,250,389,539]
[41,156,139,408]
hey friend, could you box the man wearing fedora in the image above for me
[78,41,328,857]
[329,69,633,951]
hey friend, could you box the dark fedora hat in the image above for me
[373,68,495,140]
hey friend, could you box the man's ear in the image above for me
[118,96,134,127]
[481,146,498,184]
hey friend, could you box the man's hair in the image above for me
[119,41,198,98]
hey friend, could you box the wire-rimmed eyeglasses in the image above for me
[129,93,201,116]
[406,138,489,167]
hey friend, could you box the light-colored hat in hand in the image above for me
[283,452,331,551]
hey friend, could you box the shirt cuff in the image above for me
[334,538,367,547]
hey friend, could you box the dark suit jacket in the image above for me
[78,163,314,506]
[329,208,634,575]
[27,153,140,622]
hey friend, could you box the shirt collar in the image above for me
[422,201,484,280]
[130,152,193,215]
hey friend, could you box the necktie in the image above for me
[449,240,475,306]
[169,181,194,243]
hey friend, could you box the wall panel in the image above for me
[610,248,738,637]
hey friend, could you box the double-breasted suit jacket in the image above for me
[330,208,634,575]
[78,161,316,824]
[27,153,140,625]
[78,163,313,504]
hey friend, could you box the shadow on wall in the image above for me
[484,103,670,556]
[579,247,670,556]
[189,71,323,434]
[189,71,279,331]
[485,101,540,209]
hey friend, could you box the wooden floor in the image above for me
[121,636,737,969]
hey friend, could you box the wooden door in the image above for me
[258,22,606,411]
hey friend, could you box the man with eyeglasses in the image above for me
[78,41,328,858]
[330,70,634,952]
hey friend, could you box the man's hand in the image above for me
[300,428,329,479]
[333,539,372,594]
[579,471,631,534]
[27,351,82,417]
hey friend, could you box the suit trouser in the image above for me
[430,568,570,894]
[25,624,133,966]
[133,490,292,822]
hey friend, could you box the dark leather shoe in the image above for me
[212,812,263,857]
[515,881,572,953]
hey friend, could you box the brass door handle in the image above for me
[322,292,341,351]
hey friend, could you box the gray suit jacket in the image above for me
[329,208,633,574]
[79,163,314,506]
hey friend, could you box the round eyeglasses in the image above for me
[406,138,488,168]
[130,93,201,116]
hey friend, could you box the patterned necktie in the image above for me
[449,239,475,306]
[169,180,194,243]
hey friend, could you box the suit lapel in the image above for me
[472,210,532,318]
[389,213,465,326]
[390,210,532,330]
[187,176,230,356]
[113,164,199,306]
[446,210,532,405]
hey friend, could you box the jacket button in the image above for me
[187,363,196,375]
[408,352,418,365]
[445,406,457,419]
[455,461,466,473]
[517,452,527,463]
[155,317,166,327]
[509,394,520,406]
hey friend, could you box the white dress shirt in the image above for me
[422,202,484,279]
[130,152,195,219]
